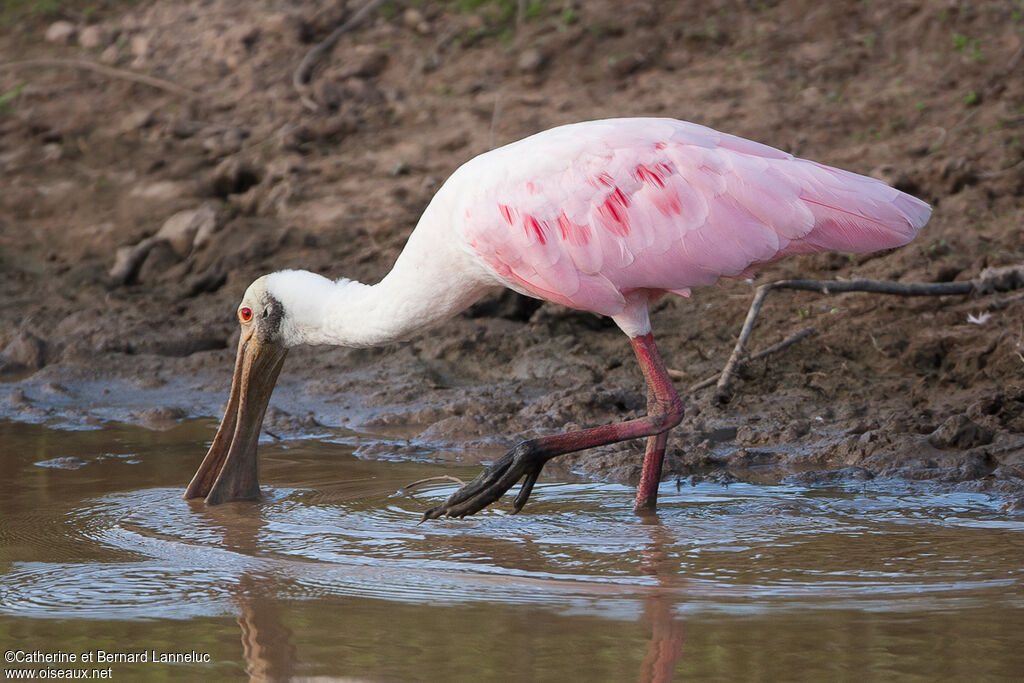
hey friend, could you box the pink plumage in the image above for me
[451,118,930,334]
[188,116,933,516]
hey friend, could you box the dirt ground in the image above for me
[1,0,1023,509]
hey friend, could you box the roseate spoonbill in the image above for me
[184,117,931,516]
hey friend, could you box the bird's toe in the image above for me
[420,445,545,519]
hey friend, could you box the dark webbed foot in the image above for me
[422,442,546,520]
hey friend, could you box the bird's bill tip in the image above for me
[183,334,287,504]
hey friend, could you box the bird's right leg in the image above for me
[422,332,684,519]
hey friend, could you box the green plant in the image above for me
[0,83,25,114]
[2,0,139,27]
[952,32,985,62]
[449,0,539,21]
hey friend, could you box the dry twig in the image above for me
[669,328,817,389]
[292,0,388,111]
[686,328,817,393]
[0,58,200,99]
[396,474,466,497]
[713,265,1024,402]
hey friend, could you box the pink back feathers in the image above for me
[452,118,930,319]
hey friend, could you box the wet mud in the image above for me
[1,1,1023,508]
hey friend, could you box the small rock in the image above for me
[735,425,758,444]
[44,21,76,45]
[109,203,219,284]
[517,47,548,74]
[129,34,149,59]
[3,387,30,407]
[928,414,995,450]
[782,419,811,441]
[133,406,187,429]
[403,8,425,28]
[99,44,120,65]
[157,203,219,255]
[78,25,109,50]
[210,157,261,197]
[0,330,47,374]
[403,8,431,34]
[119,109,154,133]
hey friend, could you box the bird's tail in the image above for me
[790,162,931,254]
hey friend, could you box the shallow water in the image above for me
[1,419,1023,681]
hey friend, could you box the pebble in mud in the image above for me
[1,388,49,420]
[131,406,189,430]
[0,331,47,374]
[78,25,111,50]
[44,21,75,44]
[928,415,995,450]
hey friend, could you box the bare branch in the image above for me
[682,327,817,392]
[713,265,1024,402]
[396,474,466,497]
[292,0,389,111]
[0,58,200,99]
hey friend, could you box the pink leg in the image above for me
[423,333,684,519]
[635,432,669,513]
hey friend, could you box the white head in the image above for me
[185,269,345,504]
[234,270,349,348]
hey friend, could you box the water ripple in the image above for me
[3,479,1022,620]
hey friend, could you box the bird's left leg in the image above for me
[422,332,683,519]
[635,431,669,513]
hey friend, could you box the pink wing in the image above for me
[456,118,930,319]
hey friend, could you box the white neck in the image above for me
[266,244,495,348]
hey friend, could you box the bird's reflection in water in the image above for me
[188,501,297,682]
[236,578,296,683]
[187,494,689,681]
[637,516,686,683]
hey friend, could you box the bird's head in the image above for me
[183,271,334,504]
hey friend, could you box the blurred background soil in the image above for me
[1,0,1022,504]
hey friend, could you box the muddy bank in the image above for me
[1,1,1022,508]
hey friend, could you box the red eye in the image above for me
[239,307,253,322]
